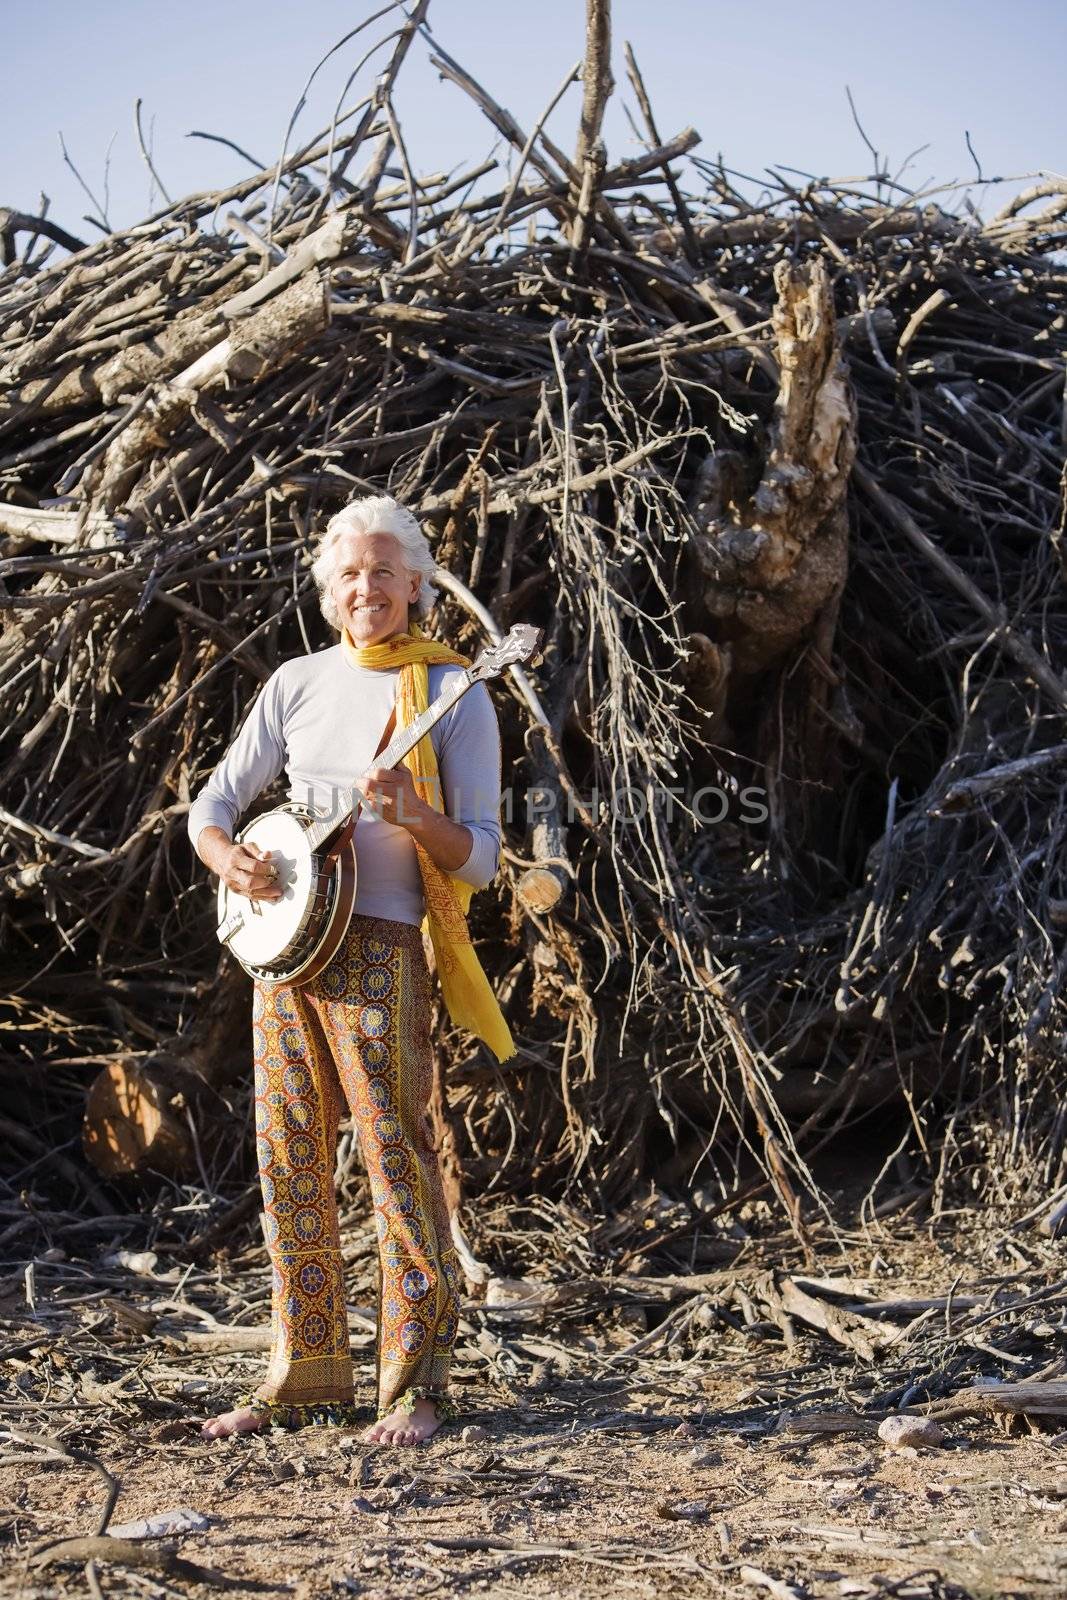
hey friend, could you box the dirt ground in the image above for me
[3,1211,1067,1600]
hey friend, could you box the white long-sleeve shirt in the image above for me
[186,644,502,927]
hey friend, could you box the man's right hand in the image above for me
[196,827,283,901]
[222,841,284,902]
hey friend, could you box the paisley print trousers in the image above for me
[250,913,461,1422]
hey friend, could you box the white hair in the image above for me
[310,494,439,630]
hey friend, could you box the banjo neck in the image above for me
[303,668,474,855]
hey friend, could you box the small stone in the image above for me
[461,1424,488,1443]
[877,1414,944,1451]
[101,1249,159,1275]
[108,1507,212,1540]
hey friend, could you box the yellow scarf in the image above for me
[341,620,516,1065]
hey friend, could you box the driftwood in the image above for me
[925,1378,1067,1424]
[690,256,855,681]
[0,0,1064,1235]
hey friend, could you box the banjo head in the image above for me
[216,808,320,970]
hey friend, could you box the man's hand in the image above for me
[222,841,284,901]
[196,826,283,901]
[357,764,474,874]
[358,764,427,829]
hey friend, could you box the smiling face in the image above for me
[328,530,421,646]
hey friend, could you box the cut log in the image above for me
[83,954,250,1181]
[82,1060,194,1178]
[515,736,572,914]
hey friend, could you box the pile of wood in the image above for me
[1,0,1065,1233]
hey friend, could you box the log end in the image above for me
[83,1060,193,1179]
[515,865,568,914]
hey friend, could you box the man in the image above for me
[187,493,509,1446]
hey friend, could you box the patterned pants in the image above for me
[250,913,461,1424]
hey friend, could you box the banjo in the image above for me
[215,623,542,984]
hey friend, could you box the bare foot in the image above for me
[200,1404,271,1440]
[360,1396,443,1446]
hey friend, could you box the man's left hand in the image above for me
[358,764,427,829]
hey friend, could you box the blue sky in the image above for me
[4,0,1065,239]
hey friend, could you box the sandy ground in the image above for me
[4,1214,1067,1599]
[6,1348,1067,1598]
